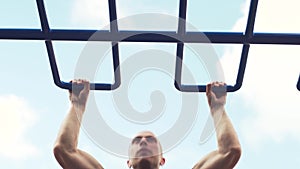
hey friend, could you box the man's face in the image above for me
[128,131,164,168]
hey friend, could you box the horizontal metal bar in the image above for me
[55,81,120,90]
[1,29,300,44]
[174,84,239,93]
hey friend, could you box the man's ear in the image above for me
[127,160,132,168]
[160,157,166,166]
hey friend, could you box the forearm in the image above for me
[211,107,241,154]
[55,104,84,151]
[192,107,241,169]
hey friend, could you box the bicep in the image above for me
[54,149,104,169]
[193,150,240,169]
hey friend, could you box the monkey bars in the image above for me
[0,0,299,92]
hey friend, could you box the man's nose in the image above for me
[140,137,148,146]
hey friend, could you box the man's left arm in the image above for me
[193,82,241,169]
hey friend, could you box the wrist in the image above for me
[71,101,86,112]
[210,105,225,114]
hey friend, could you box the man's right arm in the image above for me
[53,79,104,169]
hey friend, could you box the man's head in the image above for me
[127,131,165,169]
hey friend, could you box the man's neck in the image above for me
[133,159,159,169]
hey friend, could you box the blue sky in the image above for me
[0,0,300,168]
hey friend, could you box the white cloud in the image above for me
[221,0,300,147]
[0,95,39,159]
[255,0,300,33]
[71,0,110,28]
[70,0,177,30]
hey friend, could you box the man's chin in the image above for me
[136,149,153,158]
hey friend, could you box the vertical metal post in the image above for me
[108,0,121,89]
[36,0,69,89]
[297,74,300,91]
[174,0,189,90]
[233,0,259,91]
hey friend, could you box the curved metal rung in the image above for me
[46,40,121,91]
[36,0,121,91]
[174,44,250,92]
[173,0,257,92]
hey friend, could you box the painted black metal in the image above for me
[0,0,298,92]
[297,74,300,91]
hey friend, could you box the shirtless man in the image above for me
[53,79,241,169]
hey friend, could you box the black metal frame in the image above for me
[0,0,299,91]
[297,74,300,91]
[36,0,121,90]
